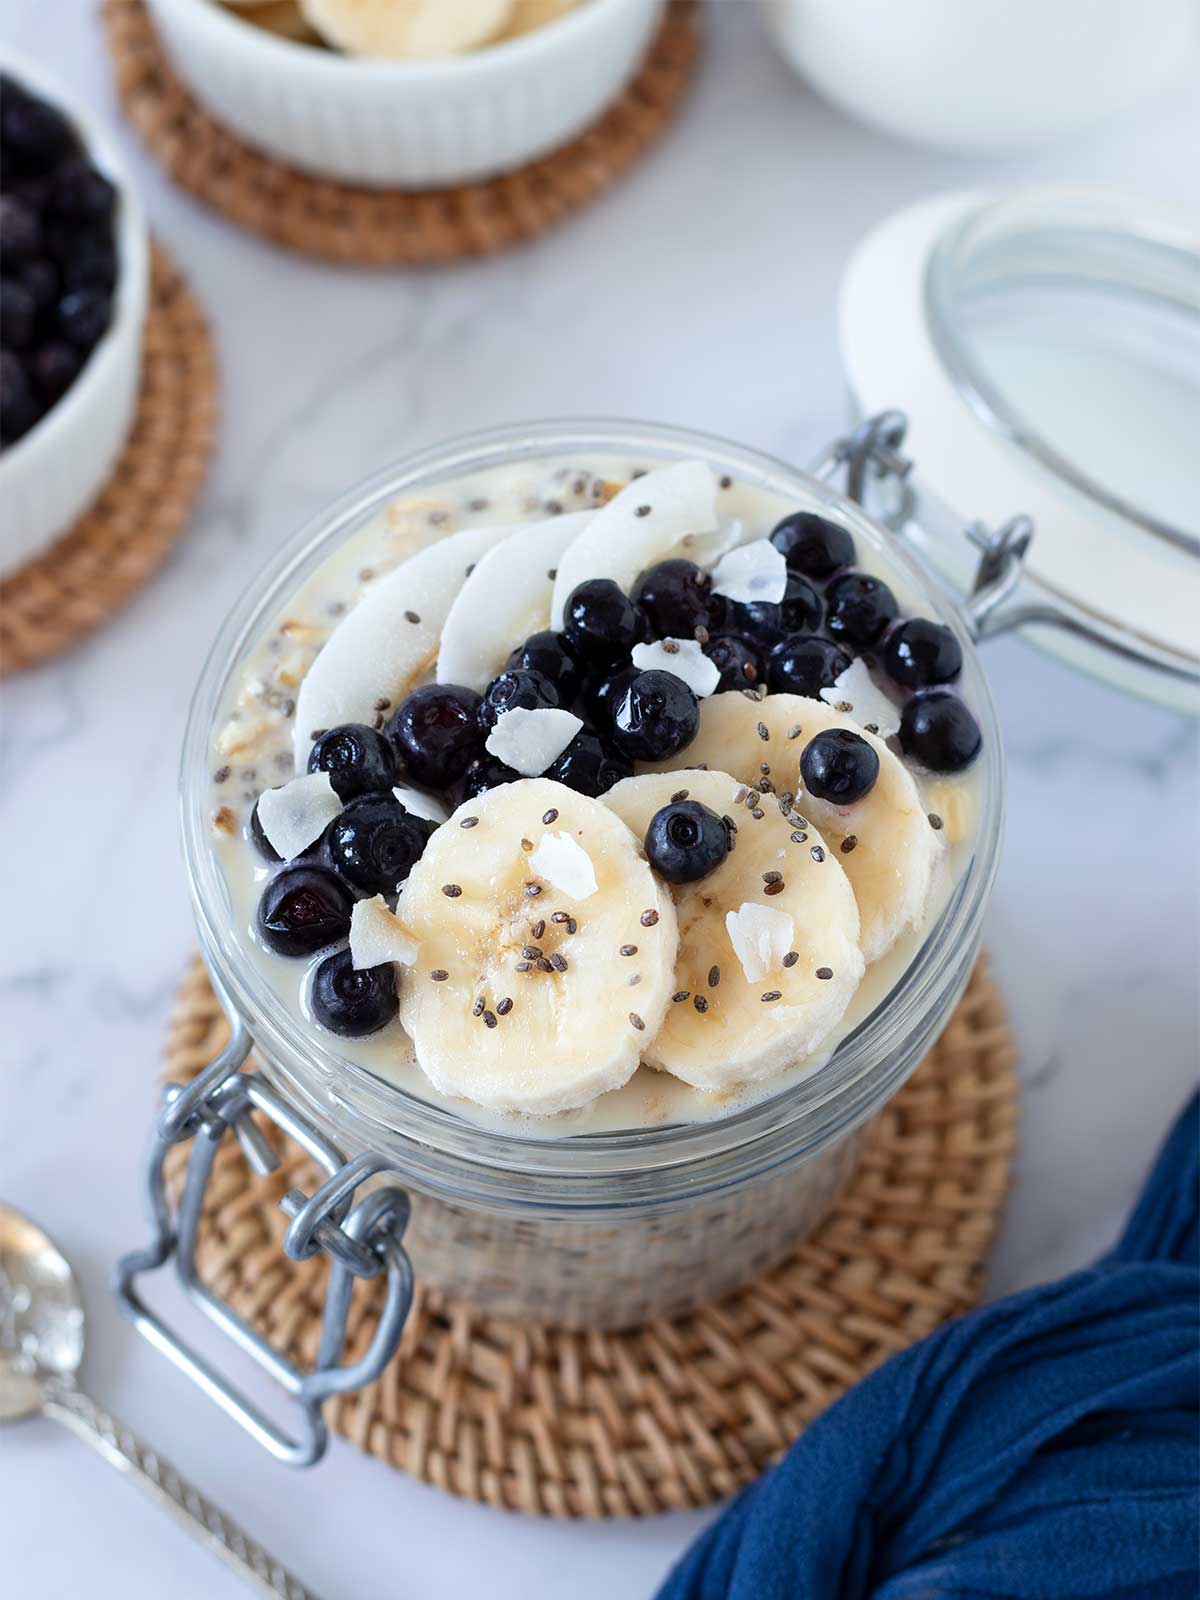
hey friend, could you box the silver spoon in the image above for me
[0,1201,317,1599]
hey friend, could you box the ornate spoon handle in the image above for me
[41,1376,317,1599]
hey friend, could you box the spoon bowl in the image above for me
[0,1203,85,1422]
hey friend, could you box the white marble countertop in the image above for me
[2,5,1198,1596]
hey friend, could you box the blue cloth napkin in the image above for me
[657,1093,1199,1600]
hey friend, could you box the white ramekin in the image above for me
[757,0,1200,152]
[0,54,149,579]
[144,0,665,189]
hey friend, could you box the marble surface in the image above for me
[2,5,1198,1597]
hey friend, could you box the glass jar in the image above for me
[118,419,1003,1464]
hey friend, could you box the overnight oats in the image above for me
[187,423,1001,1328]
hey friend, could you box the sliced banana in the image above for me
[396,779,678,1115]
[498,0,578,40]
[549,460,721,630]
[604,771,863,1090]
[292,520,524,768]
[651,692,942,964]
[436,510,591,691]
[298,0,514,58]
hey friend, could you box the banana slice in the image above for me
[605,771,863,1090]
[396,779,678,1115]
[498,0,578,40]
[549,461,722,630]
[437,511,591,691]
[651,692,941,964]
[292,520,526,768]
[298,0,514,58]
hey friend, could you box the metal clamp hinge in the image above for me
[114,1010,413,1467]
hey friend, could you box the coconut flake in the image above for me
[485,706,583,777]
[393,785,448,825]
[256,772,342,861]
[528,831,598,900]
[710,539,787,606]
[631,638,721,698]
[349,896,420,970]
[725,902,795,985]
[819,657,901,739]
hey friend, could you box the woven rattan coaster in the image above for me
[1,243,216,675]
[160,954,1016,1516]
[103,0,701,266]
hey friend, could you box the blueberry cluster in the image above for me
[251,727,435,1036]
[1,75,119,448]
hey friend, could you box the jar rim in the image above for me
[182,418,1005,1209]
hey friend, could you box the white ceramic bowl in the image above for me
[758,0,1200,152]
[144,0,665,189]
[0,55,149,579]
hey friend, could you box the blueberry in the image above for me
[479,667,560,732]
[631,558,713,639]
[562,578,645,662]
[49,159,117,228]
[716,574,822,649]
[883,618,963,689]
[767,634,851,697]
[249,799,282,863]
[825,572,898,649]
[544,731,632,798]
[0,348,38,443]
[308,722,397,801]
[579,662,639,732]
[56,287,111,349]
[0,278,36,348]
[257,865,354,957]
[61,234,117,293]
[311,948,398,1038]
[454,754,519,801]
[800,728,880,805]
[703,631,763,691]
[610,669,699,762]
[386,684,484,791]
[29,339,81,403]
[770,511,855,580]
[0,195,41,264]
[505,629,581,704]
[329,793,431,895]
[898,691,981,773]
[645,801,730,885]
[0,79,77,175]
[20,257,59,314]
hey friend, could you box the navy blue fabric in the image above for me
[657,1092,1199,1600]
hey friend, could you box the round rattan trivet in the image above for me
[1,243,216,675]
[102,0,701,266]
[160,954,1017,1516]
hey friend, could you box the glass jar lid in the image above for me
[839,186,1200,711]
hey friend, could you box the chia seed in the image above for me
[497,998,513,1016]
[459,816,479,829]
[442,883,463,898]
[811,846,825,863]
[840,835,858,854]
[524,882,543,897]
[640,908,659,926]
[482,1010,498,1029]
[550,952,568,973]
[542,808,559,825]
[693,994,709,1013]
[404,610,421,624]
[531,919,545,939]
[761,990,782,1003]
[430,969,449,982]
[764,879,785,896]
[815,967,833,981]
[782,951,799,968]
[757,722,770,742]
[929,813,944,830]
[708,965,720,988]
[634,505,651,518]
[472,996,485,1016]
[673,991,690,1003]
[671,789,689,802]
[786,725,802,741]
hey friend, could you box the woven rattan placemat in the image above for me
[1,242,216,675]
[102,0,701,265]
[161,954,1017,1516]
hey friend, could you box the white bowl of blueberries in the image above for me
[0,59,149,577]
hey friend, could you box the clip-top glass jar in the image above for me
[117,418,1004,1466]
